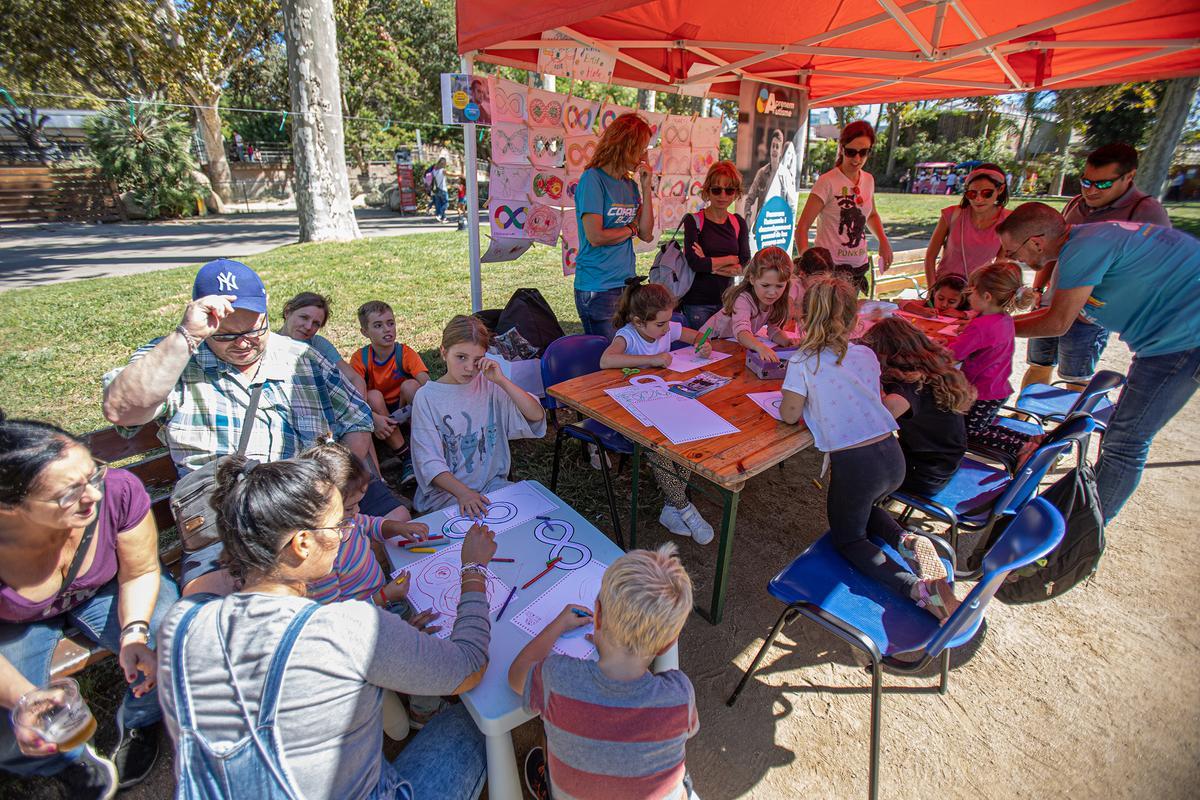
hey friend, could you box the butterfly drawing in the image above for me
[491,122,530,165]
[489,164,532,200]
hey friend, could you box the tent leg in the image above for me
[462,53,483,313]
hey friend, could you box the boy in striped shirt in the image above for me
[509,544,699,799]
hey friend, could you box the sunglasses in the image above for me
[38,463,107,509]
[843,146,871,158]
[210,320,270,343]
[707,185,737,195]
[1079,173,1127,190]
[964,188,996,200]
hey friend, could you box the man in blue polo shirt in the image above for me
[999,203,1200,522]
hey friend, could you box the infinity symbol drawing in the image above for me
[565,105,593,131]
[534,519,591,568]
[494,205,527,229]
[567,142,596,166]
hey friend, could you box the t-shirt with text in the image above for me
[811,168,875,267]
[574,167,641,292]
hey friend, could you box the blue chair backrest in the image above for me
[992,416,1095,517]
[1066,370,1125,417]
[926,497,1064,656]
[541,335,609,411]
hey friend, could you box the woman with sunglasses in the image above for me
[155,456,492,799]
[922,163,1011,290]
[796,120,892,294]
[679,161,752,329]
[0,414,179,797]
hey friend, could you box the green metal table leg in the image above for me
[628,443,642,550]
[696,487,739,624]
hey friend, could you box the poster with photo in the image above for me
[736,82,808,254]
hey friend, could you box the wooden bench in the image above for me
[872,247,928,298]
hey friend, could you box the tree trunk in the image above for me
[885,104,900,180]
[193,95,234,203]
[1136,76,1199,199]
[637,89,656,112]
[1052,113,1073,196]
[283,0,360,242]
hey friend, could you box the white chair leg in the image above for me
[484,731,523,800]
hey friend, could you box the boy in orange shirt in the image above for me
[353,300,430,454]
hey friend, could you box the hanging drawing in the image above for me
[560,217,579,276]
[564,133,599,176]
[562,174,580,208]
[598,101,635,133]
[659,197,688,231]
[639,110,668,146]
[661,146,692,176]
[692,117,721,149]
[644,146,664,174]
[691,147,719,176]
[489,77,527,123]
[661,115,694,147]
[491,122,530,165]
[563,96,599,134]
[489,164,533,200]
[527,204,563,246]
[528,127,565,169]
[531,168,568,204]
[526,88,565,129]
[480,236,534,263]
[489,197,531,238]
[686,178,706,213]
[633,219,662,254]
[657,174,689,201]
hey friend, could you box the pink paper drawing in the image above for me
[526,88,565,128]
[563,96,599,134]
[598,101,635,133]
[480,236,534,263]
[691,147,719,176]
[489,164,532,200]
[560,217,579,276]
[692,117,721,149]
[491,122,530,165]
[634,219,662,254]
[661,115,694,147]
[526,204,563,246]
[531,168,568,204]
[661,146,691,176]
[489,77,527,123]
[528,127,565,169]
[562,174,580,208]
[639,111,667,146]
[659,197,687,231]
[657,174,689,201]
[406,546,510,639]
[644,146,664,174]
[489,197,531,238]
[564,133,598,176]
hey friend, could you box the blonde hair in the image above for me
[702,160,743,198]
[968,262,1037,314]
[586,113,652,176]
[613,279,674,327]
[598,543,693,659]
[441,314,491,350]
[720,246,793,329]
[799,273,859,365]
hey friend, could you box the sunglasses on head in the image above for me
[964,188,996,200]
[1079,173,1127,190]
[707,185,737,195]
[843,146,871,158]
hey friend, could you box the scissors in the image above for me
[621,368,640,377]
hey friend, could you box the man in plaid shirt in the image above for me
[103,259,405,588]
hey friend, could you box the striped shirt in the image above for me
[523,654,699,800]
[104,333,373,474]
[307,514,387,605]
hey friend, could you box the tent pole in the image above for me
[463,52,483,313]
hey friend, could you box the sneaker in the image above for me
[659,504,692,539]
[677,503,715,545]
[587,444,611,471]
[399,458,416,487]
[110,720,161,789]
[523,746,551,800]
[59,743,118,800]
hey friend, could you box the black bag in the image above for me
[494,288,565,355]
[996,463,1106,604]
[170,383,264,553]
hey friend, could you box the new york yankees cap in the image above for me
[192,258,268,314]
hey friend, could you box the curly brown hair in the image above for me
[862,317,976,413]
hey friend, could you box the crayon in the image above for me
[536,516,552,521]
[571,608,593,618]
[491,557,515,563]
[408,539,452,549]
[521,557,563,590]
[408,547,436,554]
[495,585,518,621]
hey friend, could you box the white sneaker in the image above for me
[678,503,715,545]
[588,444,612,471]
[659,504,692,538]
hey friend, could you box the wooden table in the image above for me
[547,338,814,624]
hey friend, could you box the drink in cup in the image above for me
[11,678,97,751]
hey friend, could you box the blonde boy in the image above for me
[508,544,699,800]
[352,300,430,452]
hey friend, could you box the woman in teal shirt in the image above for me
[574,114,656,340]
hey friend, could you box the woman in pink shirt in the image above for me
[923,164,1010,289]
[951,263,1040,462]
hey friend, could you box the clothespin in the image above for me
[278,111,288,132]
[0,88,17,110]
[126,98,136,126]
[381,118,391,132]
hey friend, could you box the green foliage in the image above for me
[1080,83,1165,151]
[718,136,734,162]
[85,103,201,219]
[224,44,291,143]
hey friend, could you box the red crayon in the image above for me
[491,557,515,563]
[521,557,563,590]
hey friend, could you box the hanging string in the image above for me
[278,110,288,132]
[0,88,17,109]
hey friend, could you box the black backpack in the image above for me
[493,288,565,355]
[996,463,1106,604]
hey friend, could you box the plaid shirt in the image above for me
[104,333,373,474]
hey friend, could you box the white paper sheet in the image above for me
[895,309,961,325]
[604,381,673,425]
[404,545,510,639]
[439,481,559,536]
[510,560,607,658]
[748,391,784,421]
[664,348,732,373]
[636,395,739,444]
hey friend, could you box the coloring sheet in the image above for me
[480,236,534,263]
[405,545,510,639]
[658,173,689,201]
[748,391,784,421]
[665,348,732,373]
[691,147,719,176]
[659,197,688,231]
[489,198,531,238]
[639,110,668,146]
[661,115,694,147]
[686,178,705,213]
[563,96,599,134]
[598,101,635,133]
[531,168,568,205]
[604,376,675,426]
[491,122,530,165]
[510,560,607,658]
[528,127,565,169]
[526,204,563,246]
[526,88,565,128]
[691,117,721,149]
[489,77,527,123]
[564,133,599,176]
[489,164,533,200]
[439,481,559,536]
[661,146,692,176]
[633,219,663,254]
[637,395,739,445]
[560,218,578,276]
[563,174,580,207]
[644,146,664,174]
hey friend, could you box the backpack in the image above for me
[493,288,565,355]
[995,463,1106,604]
[422,167,433,189]
[649,212,717,299]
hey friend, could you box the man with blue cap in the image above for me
[103,259,406,591]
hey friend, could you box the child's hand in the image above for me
[461,522,498,566]
[389,521,429,543]
[372,413,397,439]
[696,340,712,358]
[458,490,490,519]
[653,351,673,369]
[479,357,505,385]
[381,572,410,604]
[756,344,780,364]
[553,604,593,632]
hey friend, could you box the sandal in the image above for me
[898,533,948,582]
[912,580,952,622]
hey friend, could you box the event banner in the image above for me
[735,82,809,254]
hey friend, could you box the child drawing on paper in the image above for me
[701,246,798,364]
[410,315,547,515]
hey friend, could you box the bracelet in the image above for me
[119,621,150,643]
[175,325,201,355]
[461,563,488,579]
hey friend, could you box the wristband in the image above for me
[461,563,488,579]
[175,325,201,355]
[119,621,150,643]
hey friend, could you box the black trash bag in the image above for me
[494,288,565,355]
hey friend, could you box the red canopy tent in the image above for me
[453,1,1200,308]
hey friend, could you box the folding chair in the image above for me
[727,498,1065,800]
[542,335,631,549]
[994,369,1124,439]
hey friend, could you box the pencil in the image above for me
[495,585,518,621]
[491,557,515,563]
[521,557,562,590]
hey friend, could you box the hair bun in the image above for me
[624,275,646,287]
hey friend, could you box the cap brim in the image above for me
[230,296,269,314]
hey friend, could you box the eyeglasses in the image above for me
[210,320,270,343]
[964,188,996,200]
[1079,173,1127,190]
[1004,233,1041,260]
[707,186,737,195]
[304,521,354,541]
[843,146,871,158]
[37,463,107,509]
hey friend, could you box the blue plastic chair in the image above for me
[890,415,1094,577]
[995,369,1124,439]
[542,335,632,549]
[727,498,1065,800]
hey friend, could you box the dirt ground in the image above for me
[6,341,1197,800]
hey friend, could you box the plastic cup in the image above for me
[11,678,97,751]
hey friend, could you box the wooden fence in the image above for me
[0,165,126,224]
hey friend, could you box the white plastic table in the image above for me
[385,480,678,800]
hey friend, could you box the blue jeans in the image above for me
[680,304,721,332]
[375,704,485,800]
[574,287,624,341]
[0,572,180,777]
[432,189,449,219]
[1096,345,1200,522]
[1026,318,1109,383]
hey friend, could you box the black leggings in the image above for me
[827,436,918,597]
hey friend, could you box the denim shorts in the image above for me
[1026,318,1109,383]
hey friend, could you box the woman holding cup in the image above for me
[0,414,178,797]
